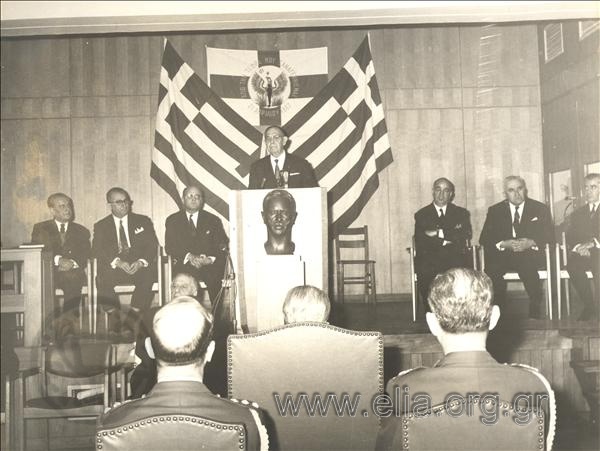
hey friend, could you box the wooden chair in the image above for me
[92,246,166,334]
[228,323,383,450]
[478,244,554,319]
[13,339,125,451]
[555,231,594,319]
[407,237,478,322]
[334,226,377,303]
[53,259,94,335]
[394,398,547,450]
[96,415,247,451]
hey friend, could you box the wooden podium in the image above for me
[229,188,328,332]
[1,247,54,346]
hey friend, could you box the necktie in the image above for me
[189,214,196,236]
[439,208,445,219]
[274,159,282,187]
[59,223,66,246]
[591,204,598,218]
[513,207,520,238]
[118,220,130,254]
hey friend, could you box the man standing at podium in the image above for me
[31,193,91,335]
[248,125,319,189]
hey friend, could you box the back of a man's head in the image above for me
[151,296,213,366]
[428,268,494,334]
[283,285,331,324]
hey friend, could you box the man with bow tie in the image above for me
[248,125,319,189]
[31,193,91,336]
[93,187,158,329]
[165,185,228,303]
[566,173,600,321]
[480,176,554,319]
[414,178,472,312]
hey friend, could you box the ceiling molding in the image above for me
[1,2,599,38]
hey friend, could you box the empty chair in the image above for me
[228,323,383,450]
[13,339,124,451]
[334,226,377,303]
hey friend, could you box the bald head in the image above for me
[151,296,213,365]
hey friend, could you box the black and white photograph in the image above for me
[1,2,598,450]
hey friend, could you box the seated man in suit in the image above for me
[165,185,228,303]
[31,193,91,337]
[479,176,554,318]
[248,125,319,189]
[282,285,330,324]
[98,296,268,450]
[414,178,472,311]
[92,187,158,332]
[377,268,554,450]
[566,173,600,321]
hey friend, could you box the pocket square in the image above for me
[455,224,462,229]
[134,227,144,234]
[290,172,301,176]
[205,230,211,235]
[531,217,538,222]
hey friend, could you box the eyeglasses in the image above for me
[108,200,130,206]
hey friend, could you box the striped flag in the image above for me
[151,40,263,222]
[284,36,393,236]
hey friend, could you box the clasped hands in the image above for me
[500,238,536,252]
[188,254,213,269]
[57,257,76,272]
[115,259,145,275]
[573,241,595,257]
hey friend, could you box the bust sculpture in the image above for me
[262,189,297,255]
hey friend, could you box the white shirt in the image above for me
[509,202,523,238]
[187,211,199,228]
[433,203,449,243]
[183,211,216,265]
[589,201,600,214]
[270,152,286,174]
[112,215,131,248]
[53,220,78,267]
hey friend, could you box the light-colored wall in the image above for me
[1,24,544,294]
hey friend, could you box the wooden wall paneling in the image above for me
[542,94,578,174]
[0,119,72,247]
[576,81,600,166]
[70,117,153,233]
[0,39,70,98]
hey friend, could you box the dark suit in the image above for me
[92,213,158,312]
[566,204,600,316]
[248,152,318,189]
[377,351,552,450]
[479,199,553,317]
[31,220,91,312]
[414,203,472,302]
[165,210,228,302]
[97,381,265,450]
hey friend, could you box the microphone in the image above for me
[260,178,266,189]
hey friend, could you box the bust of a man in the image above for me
[262,189,297,255]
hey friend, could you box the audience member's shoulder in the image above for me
[506,363,550,390]
[386,367,426,392]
